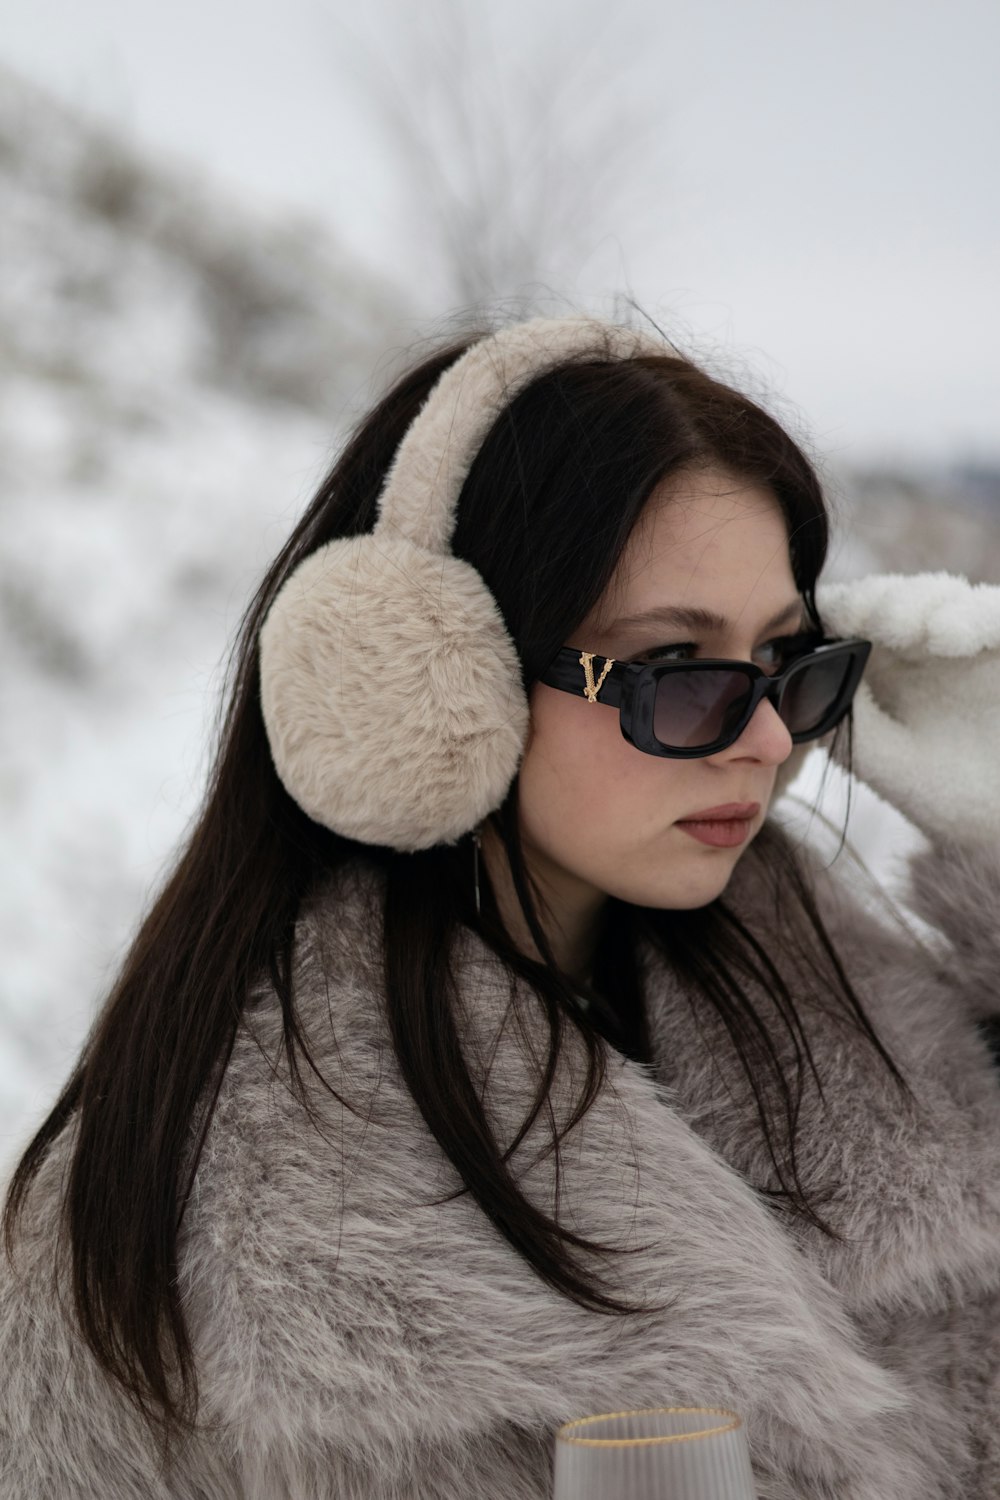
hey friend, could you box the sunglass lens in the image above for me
[652,668,754,749]
[780,652,854,736]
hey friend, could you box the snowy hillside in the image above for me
[0,66,410,1160]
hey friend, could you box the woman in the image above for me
[3,315,1000,1499]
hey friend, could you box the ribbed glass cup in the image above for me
[553,1406,757,1499]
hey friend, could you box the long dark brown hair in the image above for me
[3,324,914,1452]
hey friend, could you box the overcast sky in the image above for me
[4,0,999,465]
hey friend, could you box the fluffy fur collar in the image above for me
[4,821,1000,1499]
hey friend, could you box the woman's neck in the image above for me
[478,823,606,985]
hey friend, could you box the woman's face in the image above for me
[516,464,805,920]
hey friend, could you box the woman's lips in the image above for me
[674,802,760,849]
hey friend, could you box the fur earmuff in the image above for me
[258,316,669,850]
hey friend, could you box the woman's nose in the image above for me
[721,696,794,765]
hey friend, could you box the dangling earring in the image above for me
[472,824,482,917]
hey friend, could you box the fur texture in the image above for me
[816,572,1000,848]
[258,536,530,849]
[258,317,668,850]
[4,819,1000,1498]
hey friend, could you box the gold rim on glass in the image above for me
[555,1406,743,1448]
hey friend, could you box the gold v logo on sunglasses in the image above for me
[579,651,616,703]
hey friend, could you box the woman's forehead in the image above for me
[593,467,797,636]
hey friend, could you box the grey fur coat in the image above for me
[3,818,1000,1499]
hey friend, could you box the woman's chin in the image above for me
[619,860,740,913]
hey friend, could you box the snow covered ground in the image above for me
[0,67,994,1171]
[0,68,407,1163]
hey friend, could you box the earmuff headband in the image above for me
[258,317,675,850]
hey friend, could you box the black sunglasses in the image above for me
[537,634,872,758]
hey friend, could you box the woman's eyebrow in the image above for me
[608,599,808,635]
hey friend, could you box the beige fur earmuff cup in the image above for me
[259,535,530,850]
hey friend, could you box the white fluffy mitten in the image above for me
[815,571,1000,850]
